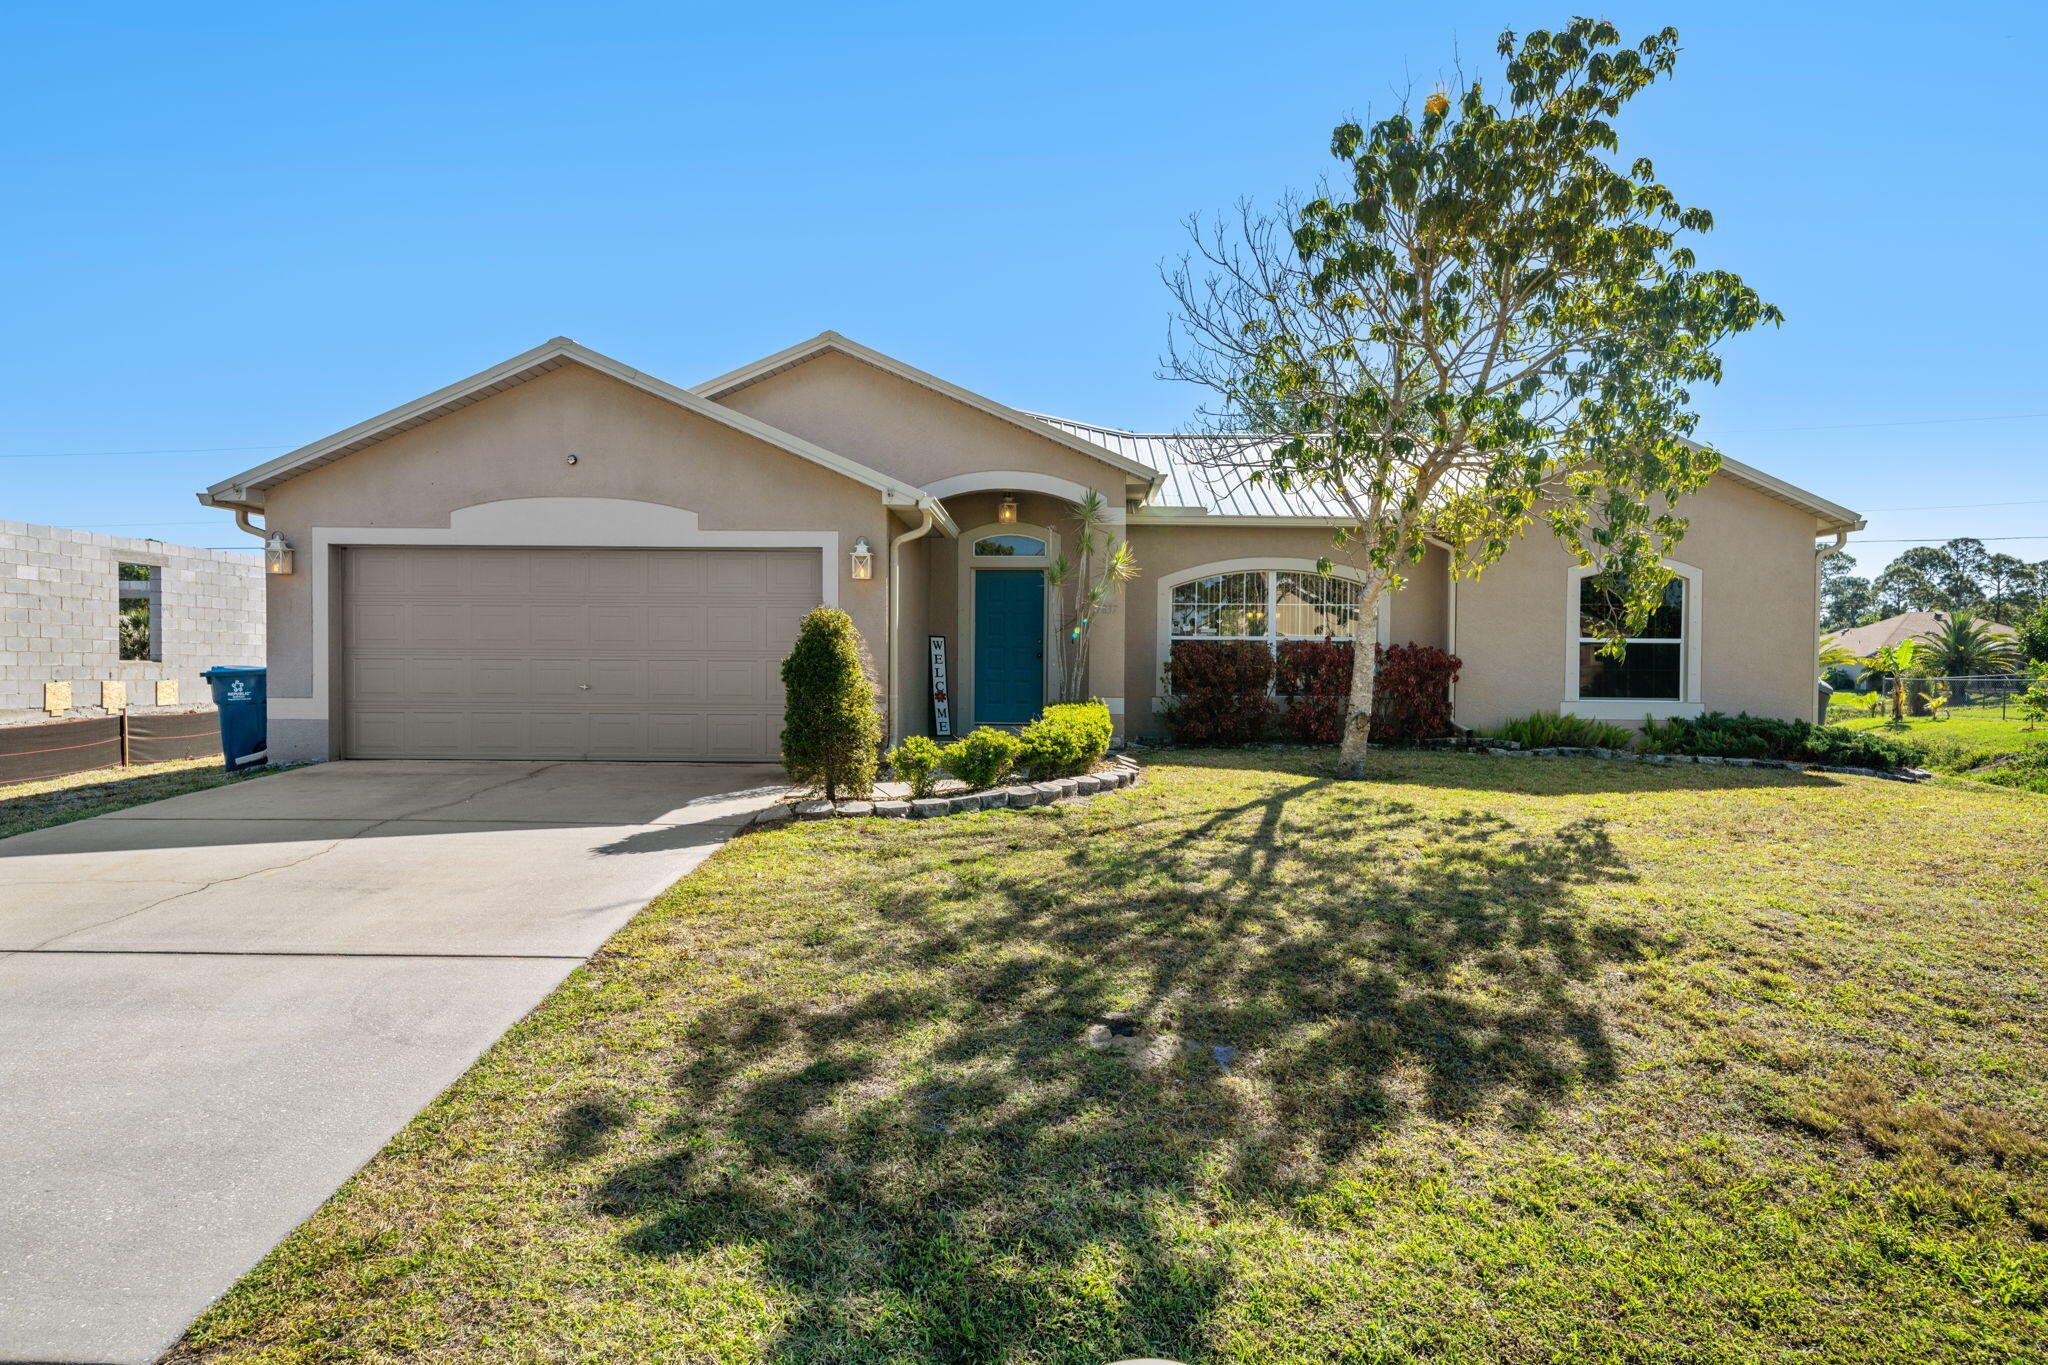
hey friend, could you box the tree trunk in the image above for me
[1335,593,1383,778]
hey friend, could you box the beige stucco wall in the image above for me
[1452,474,1822,732]
[718,358,1139,734]
[717,351,1135,498]
[257,363,898,757]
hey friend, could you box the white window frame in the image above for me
[1562,558,1704,721]
[1154,558,1392,710]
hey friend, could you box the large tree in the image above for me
[1821,551,1876,631]
[1165,19,1779,775]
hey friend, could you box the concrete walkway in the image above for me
[0,760,784,1365]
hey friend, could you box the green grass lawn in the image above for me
[1830,708,2048,749]
[172,752,2048,1364]
[0,757,274,840]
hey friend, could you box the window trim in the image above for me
[1154,558,1392,711]
[1562,559,1704,721]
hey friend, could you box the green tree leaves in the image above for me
[1165,19,1780,772]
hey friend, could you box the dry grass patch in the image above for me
[172,751,2048,1363]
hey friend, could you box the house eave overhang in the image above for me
[198,337,941,515]
[692,331,1168,495]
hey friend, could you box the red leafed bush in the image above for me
[1274,640,1463,745]
[1274,639,1351,743]
[1163,641,1275,745]
[1374,643,1462,741]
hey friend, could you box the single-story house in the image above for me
[1824,611,2018,682]
[198,333,1864,763]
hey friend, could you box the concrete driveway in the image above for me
[0,760,784,1365]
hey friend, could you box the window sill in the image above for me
[1562,699,1705,723]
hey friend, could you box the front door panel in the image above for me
[973,569,1045,725]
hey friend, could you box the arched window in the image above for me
[972,532,1048,558]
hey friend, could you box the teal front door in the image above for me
[974,569,1045,725]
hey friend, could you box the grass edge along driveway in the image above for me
[171,751,2047,1364]
[0,758,279,841]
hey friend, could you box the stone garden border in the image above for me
[748,753,1144,829]
[1401,735,1935,782]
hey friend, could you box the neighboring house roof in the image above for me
[198,338,955,531]
[1825,611,2018,658]
[692,332,1167,491]
[1033,415,1864,534]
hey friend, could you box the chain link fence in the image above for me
[1826,673,2033,721]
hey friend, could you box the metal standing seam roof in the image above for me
[1024,415,1357,518]
[1028,413,1865,534]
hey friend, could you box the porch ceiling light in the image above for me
[849,537,874,580]
[263,531,295,576]
[997,494,1018,524]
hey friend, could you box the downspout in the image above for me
[1814,530,1850,722]
[887,505,938,741]
[232,507,266,537]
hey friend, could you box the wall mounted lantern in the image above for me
[997,494,1019,524]
[263,532,295,575]
[849,537,874,580]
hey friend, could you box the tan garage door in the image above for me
[341,546,820,760]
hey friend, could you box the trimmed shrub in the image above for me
[779,606,881,799]
[1019,701,1113,778]
[1162,641,1274,745]
[1272,641,1463,745]
[1639,711,1916,770]
[885,734,945,799]
[1483,711,1638,750]
[1274,639,1351,744]
[1374,644,1462,742]
[941,727,1024,789]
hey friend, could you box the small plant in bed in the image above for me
[883,734,945,799]
[1641,711,1916,770]
[1018,701,1113,778]
[1482,710,1637,750]
[939,727,1024,789]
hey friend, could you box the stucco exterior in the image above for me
[199,334,1858,762]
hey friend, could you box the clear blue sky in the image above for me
[5,1,2042,576]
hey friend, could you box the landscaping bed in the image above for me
[170,750,2048,1364]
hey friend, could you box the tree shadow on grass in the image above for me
[585,770,1650,1363]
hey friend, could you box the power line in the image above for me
[1721,410,2048,434]
[1859,497,2048,512]
[1853,534,2048,544]
[0,443,290,461]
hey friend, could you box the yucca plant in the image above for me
[1045,489,1140,703]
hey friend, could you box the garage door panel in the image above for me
[588,606,644,650]
[706,714,766,760]
[648,605,707,648]
[529,606,587,649]
[342,547,818,760]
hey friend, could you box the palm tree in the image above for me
[1915,612,2021,704]
[1861,638,1928,725]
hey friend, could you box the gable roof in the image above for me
[1032,414,1865,534]
[1825,610,2017,657]
[692,331,1167,490]
[198,337,948,515]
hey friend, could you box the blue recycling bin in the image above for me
[201,665,269,771]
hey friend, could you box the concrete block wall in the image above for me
[0,520,264,727]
